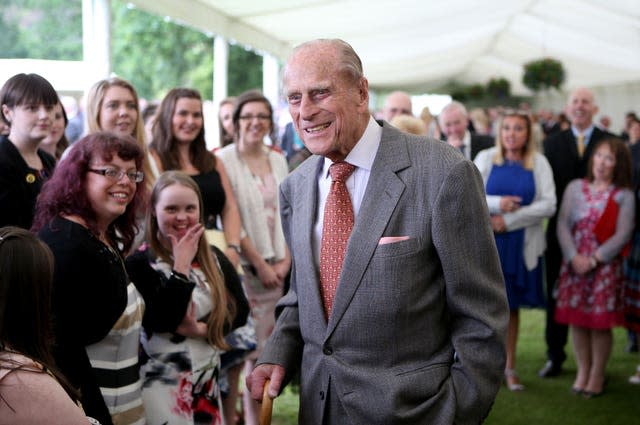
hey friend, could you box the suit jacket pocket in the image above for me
[394,362,451,406]
[373,236,421,258]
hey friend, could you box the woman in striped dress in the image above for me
[33,132,152,425]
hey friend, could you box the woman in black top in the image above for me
[0,73,58,229]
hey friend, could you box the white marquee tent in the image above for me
[130,0,640,94]
[1,0,638,129]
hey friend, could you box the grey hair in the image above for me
[290,38,364,83]
[441,100,469,118]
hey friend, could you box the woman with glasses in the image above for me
[32,132,149,425]
[474,111,556,391]
[0,73,59,229]
[149,88,242,269]
[217,90,290,425]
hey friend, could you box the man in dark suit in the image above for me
[246,38,508,424]
[539,87,616,378]
[439,101,494,160]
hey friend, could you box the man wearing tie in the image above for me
[539,87,616,378]
[438,101,495,161]
[247,38,508,424]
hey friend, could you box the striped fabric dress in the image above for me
[86,282,146,424]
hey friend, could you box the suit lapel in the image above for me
[291,156,327,322]
[326,124,411,334]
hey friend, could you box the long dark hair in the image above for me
[32,132,146,254]
[0,227,79,403]
[146,171,233,349]
[150,88,216,173]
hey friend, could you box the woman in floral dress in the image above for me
[126,171,240,425]
[555,137,634,397]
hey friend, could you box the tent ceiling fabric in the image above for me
[130,0,640,95]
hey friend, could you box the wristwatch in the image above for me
[228,244,241,255]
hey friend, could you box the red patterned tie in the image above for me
[320,161,356,318]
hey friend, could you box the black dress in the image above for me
[191,169,226,229]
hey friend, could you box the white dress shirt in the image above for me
[313,116,382,266]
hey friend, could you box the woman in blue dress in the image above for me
[475,110,556,391]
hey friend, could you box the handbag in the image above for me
[593,188,630,257]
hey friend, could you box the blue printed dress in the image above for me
[486,161,545,309]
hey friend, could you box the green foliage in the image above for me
[523,57,565,92]
[110,1,263,101]
[111,0,214,100]
[268,310,640,425]
[227,44,263,96]
[0,0,264,101]
[0,0,82,60]
[486,77,511,99]
[445,76,515,106]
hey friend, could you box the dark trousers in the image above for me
[544,231,568,365]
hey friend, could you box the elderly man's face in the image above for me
[439,108,468,142]
[567,88,597,131]
[383,93,412,121]
[284,45,369,162]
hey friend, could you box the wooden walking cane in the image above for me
[260,379,273,425]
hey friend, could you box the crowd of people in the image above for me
[1,37,639,424]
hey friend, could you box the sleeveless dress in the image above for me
[555,180,625,329]
[138,253,223,425]
[486,161,545,309]
[191,170,225,230]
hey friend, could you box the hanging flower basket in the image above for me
[522,58,565,92]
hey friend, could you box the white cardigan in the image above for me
[216,144,289,263]
[474,147,556,270]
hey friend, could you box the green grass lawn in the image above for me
[265,309,640,424]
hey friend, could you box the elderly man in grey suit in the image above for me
[247,38,508,425]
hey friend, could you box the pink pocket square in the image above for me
[378,236,410,245]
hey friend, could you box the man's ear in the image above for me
[356,77,369,110]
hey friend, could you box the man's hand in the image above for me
[246,363,286,401]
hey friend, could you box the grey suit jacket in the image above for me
[259,122,508,424]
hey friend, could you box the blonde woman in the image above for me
[85,77,157,191]
[474,110,556,391]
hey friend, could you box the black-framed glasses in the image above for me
[238,114,271,122]
[88,168,144,183]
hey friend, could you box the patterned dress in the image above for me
[240,173,283,361]
[85,282,146,425]
[136,250,223,425]
[555,180,627,329]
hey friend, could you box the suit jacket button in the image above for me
[323,347,333,355]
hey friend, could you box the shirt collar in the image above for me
[572,124,595,140]
[463,130,471,147]
[322,116,381,177]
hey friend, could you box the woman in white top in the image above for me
[474,110,556,391]
[217,90,290,425]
